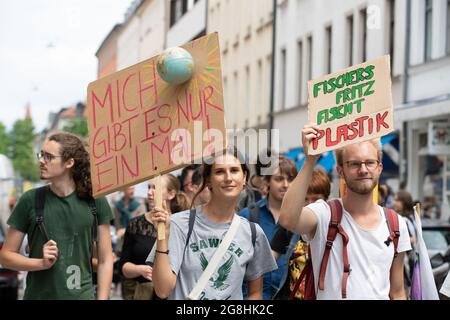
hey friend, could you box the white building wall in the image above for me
[116,0,168,70]
[138,0,167,60]
[167,0,206,47]
[117,16,141,69]
[409,0,426,66]
[274,0,406,152]
[207,0,273,130]
[432,0,448,60]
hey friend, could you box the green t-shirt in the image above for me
[7,187,113,300]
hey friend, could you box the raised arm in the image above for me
[279,124,321,238]
[150,206,177,299]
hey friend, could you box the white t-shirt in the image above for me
[303,199,411,300]
[147,207,277,300]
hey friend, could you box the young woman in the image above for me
[147,148,277,300]
[118,174,189,300]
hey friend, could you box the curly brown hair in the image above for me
[48,132,92,199]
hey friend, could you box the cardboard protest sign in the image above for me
[87,32,225,197]
[307,55,393,155]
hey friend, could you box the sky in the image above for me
[0,0,134,132]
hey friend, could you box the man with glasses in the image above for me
[0,132,114,300]
[279,123,411,300]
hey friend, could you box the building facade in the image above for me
[273,0,450,219]
[207,0,273,131]
[114,0,168,70]
[168,0,206,47]
[397,0,450,220]
[273,0,405,152]
[96,24,122,79]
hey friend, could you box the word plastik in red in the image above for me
[311,111,390,151]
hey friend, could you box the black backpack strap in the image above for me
[32,186,50,245]
[182,208,197,258]
[249,203,260,224]
[87,198,98,242]
[249,221,256,247]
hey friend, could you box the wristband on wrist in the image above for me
[156,249,169,254]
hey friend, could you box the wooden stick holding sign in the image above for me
[155,175,166,240]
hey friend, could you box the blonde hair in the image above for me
[334,139,382,167]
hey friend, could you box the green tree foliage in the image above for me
[10,118,40,181]
[0,122,10,155]
[63,118,88,137]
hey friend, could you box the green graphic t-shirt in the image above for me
[7,187,113,300]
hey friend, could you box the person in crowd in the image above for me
[147,147,277,300]
[118,174,190,299]
[0,132,113,299]
[179,164,200,205]
[240,155,297,299]
[190,166,211,207]
[393,190,417,288]
[271,168,330,300]
[112,186,146,255]
[236,150,274,212]
[279,124,411,299]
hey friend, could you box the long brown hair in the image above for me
[395,190,414,217]
[48,132,92,199]
[162,173,190,213]
[191,147,250,208]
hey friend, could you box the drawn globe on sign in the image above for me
[156,47,195,85]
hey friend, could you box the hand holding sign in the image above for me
[154,175,167,240]
[301,123,321,160]
[307,55,394,155]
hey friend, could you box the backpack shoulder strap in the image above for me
[183,208,197,252]
[318,199,350,298]
[32,186,50,244]
[87,198,98,242]
[249,221,256,248]
[383,207,400,257]
[249,203,260,224]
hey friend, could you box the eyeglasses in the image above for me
[345,160,380,171]
[37,151,63,163]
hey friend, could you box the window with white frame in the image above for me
[347,15,354,66]
[425,0,433,61]
[297,40,303,105]
[447,0,450,54]
[307,36,313,80]
[325,25,332,74]
[280,48,286,110]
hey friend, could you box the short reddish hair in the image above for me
[308,168,330,199]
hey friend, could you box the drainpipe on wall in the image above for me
[268,0,277,149]
[400,0,411,190]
